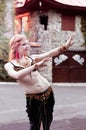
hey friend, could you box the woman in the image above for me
[4,34,74,130]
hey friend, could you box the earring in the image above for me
[16,50,20,59]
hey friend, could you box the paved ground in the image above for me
[0,82,86,130]
[0,118,86,130]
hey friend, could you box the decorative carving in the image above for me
[72,54,84,65]
[54,54,68,66]
[14,0,30,8]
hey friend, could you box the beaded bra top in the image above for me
[10,56,34,71]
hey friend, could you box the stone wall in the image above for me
[29,10,86,82]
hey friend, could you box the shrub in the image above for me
[0,59,16,82]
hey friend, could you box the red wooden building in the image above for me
[14,0,86,82]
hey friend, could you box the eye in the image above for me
[22,43,28,46]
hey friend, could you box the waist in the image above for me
[25,86,52,102]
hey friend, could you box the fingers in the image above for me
[37,57,50,68]
[44,57,50,62]
[69,34,75,41]
[67,34,75,45]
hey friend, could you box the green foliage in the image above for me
[0,0,6,34]
[0,0,8,60]
[0,59,16,82]
[0,38,9,60]
[81,16,86,46]
[0,0,15,82]
[0,39,16,82]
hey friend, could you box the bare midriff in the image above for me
[17,71,51,94]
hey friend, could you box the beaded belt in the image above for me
[26,87,52,102]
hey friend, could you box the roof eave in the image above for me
[15,0,86,16]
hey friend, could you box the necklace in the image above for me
[17,56,31,68]
[17,56,33,78]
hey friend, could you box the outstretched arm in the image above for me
[34,35,75,62]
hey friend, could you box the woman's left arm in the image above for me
[34,35,75,62]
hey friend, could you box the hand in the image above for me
[35,57,50,69]
[65,35,75,49]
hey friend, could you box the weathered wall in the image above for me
[30,10,86,82]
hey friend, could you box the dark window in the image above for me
[62,15,75,31]
[39,15,48,30]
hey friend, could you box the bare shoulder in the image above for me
[4,62,10,68]
[4,62,13,70]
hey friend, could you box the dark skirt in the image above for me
[25,87,55,130]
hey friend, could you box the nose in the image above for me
[26,44,30,48]
[26,44,29,49]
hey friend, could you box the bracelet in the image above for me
[35,64,38,70]
[62,45,67,51]
[59,45,67,53]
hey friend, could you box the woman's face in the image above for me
[18,39,30,56]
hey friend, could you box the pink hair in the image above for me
[9,34,27,61]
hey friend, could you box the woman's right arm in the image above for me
[4,63,36,80]
[4,57,49,80]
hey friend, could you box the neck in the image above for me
[18,54,26,59]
